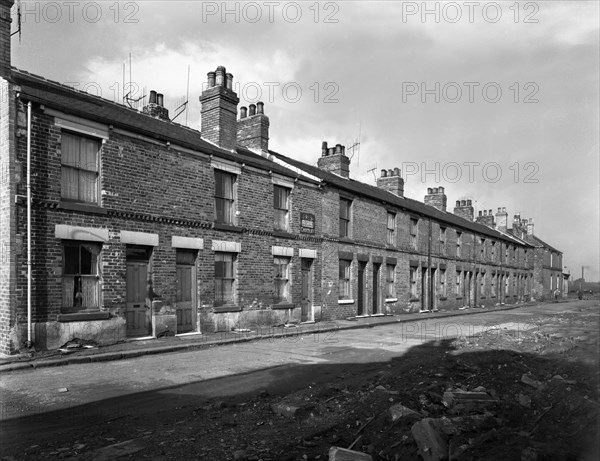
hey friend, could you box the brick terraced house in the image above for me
[0,0,563,353]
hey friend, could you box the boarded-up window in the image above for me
[61,132,100,204]
[62,242,101,312]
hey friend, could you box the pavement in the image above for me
[0,301,541,372]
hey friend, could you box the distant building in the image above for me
[0,0,563,354]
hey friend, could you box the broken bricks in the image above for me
[411,418,449,461]
[271,401,314,419]
[442,389,499,409]
[388,403,422,424]
[328,446,373,461]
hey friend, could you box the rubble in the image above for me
[442,389,499,409]
[329,446,373,460]
[410,418,449,461]
[388,404,422,424]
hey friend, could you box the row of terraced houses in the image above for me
[0,0,568,353]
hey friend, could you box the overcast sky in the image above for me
[9,0,600,281]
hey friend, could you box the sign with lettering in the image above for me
[300,213,315,234]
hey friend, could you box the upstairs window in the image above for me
[456,232,462,257]
[214,170,236,224]
[215,252,236,306]
[339,198,352,238]
[273,257,291,303]
[439,227,446,254]
[480,238,486,258]
[62,242,101,312]
[387,212,396,246]
[410,218,419,249]
[61,132,101,204]
[274,185,291,231]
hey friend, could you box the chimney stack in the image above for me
[376,167,404,197]
[237,100,270,155]
[200,65,240,151]
[454,199,474,221]
[526,218,534,236]
[424,186,447,211]
[476,207,495,228]
[142,89,170,121]
[0,0,14,79]
[318,140,350,178]
[495,207,508,233]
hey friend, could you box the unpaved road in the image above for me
[1,300,598,460]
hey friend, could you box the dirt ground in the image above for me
[1,301,599,461]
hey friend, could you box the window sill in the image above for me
[409,297,420,302]
[385,298,398,303]
[456,296,463,300]
[439,297,448,301]
[213,222,243,233]
[59,201,107,215]
[273,230,295,239]
[272,303,296,309]
[213,304,242,313]
[339,237,354,244]
[57,311,110,322]
[480,296,486,299]
[338,299,355,305]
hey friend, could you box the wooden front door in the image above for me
[176,249,197,333]
[372,263,380,314]
[126,261,150,337]
[300,259,312,322]
[357,262,366,315]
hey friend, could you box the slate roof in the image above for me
[11,68,315,184]
[269,150,533,247]
[529,234,562,254]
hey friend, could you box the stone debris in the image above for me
[521,374,544,390]
[442,389,498,408]
[521,446,539,461]
[328,446,373,460]
[58,387,69,393]
[388,404,422,424]
[410,418,449,461]
[517,393,532,408]
[271,401,313,419]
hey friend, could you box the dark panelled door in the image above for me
[372,263,380,314]
[176,249,197,333]
[357,262,366,315]
[301,259,312,322]
[126,261,150,337]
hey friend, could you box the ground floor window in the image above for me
[273,257,291,303]
[339,259,351,299]
[455,270,461,295]
[386,264,396,298]
[410,267,418,298]
[439,269,446,296]
[62,241,101,312]
[491,275,497,296]
[215,252,236,306]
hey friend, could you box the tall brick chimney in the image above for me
[0,0,14,79]
[454,199,474,221]
[424,187,447,211]
[377,167,404,197]
[237,101,269,155]
[318,141,350,178]
[143,90,170,121]
[495,207,508,232]
[475,209,495,228]
[200,66,239,151]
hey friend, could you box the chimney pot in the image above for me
[225,72,233,90]
[328,147,335,156]
[439,186,444,193]
[240,106,247,119]
[388,169,393,177]
[256,101,264,114]
[394,167,400,177]
[479,211,483,216]
[489,209,492,214]
[483,210,488,216]
[322,141,328,156]
[427,188,432,194]
[249,104,256,116]
[207,72,216,88]
[502,207,506,212]
[156,93,164,107]
[467,199,472,206]
[335,144,342,154]
[381,169,387,178]
[456,200,461,207]
[215,66,226,86]
[149,90,157,104]
[341,145,346,155]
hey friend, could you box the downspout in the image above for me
[26,101,32,347]
[427,217,432,311]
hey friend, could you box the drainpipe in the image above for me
[26,101,32,348]
[427,217,432,311]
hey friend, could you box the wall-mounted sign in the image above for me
[300,213,315,234]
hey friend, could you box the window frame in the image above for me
[386,212,396,246]
[273,185,291,231]
[439,227,446,254]
[440,268,446,296]
[60,131,101,205]
[214,169,237,225]
[214,252,236,306]
[339,259,352,300]
[410,218,419,250]
[339,198,352,238]
[273,256,291,304]
[456,232,462,257]
[410,267,418,298]
[385,264,396,298]
[62,241,101,312]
